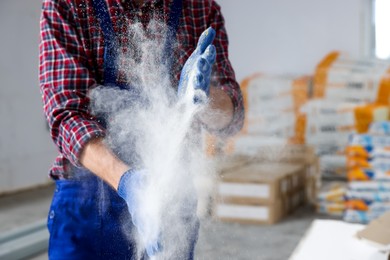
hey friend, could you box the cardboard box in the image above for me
[217,155,256,174]
[215,198,285,225]
[217,145,320,207]
[214,162,308,224]
[262,145,320,206]
[357,211,390,252]
[219,163,305,203]
[215,189,306,225]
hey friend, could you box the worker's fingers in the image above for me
[194,73,205,90]
[197,27,216,53]
[197,58,210,73]
[203,44,216,65]
[192,71,209,104]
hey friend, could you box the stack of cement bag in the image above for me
[316,181,346,217]
[303,51,390,180]
[344,123,390,223]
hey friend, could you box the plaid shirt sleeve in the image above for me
[208,1,245,137]
[39,0,105,167]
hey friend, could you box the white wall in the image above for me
[0,0,57,193]
[218,0,372,82]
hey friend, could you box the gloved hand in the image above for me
[177,27,217,104]
[117,169,161,257]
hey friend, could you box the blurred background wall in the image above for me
[0,0,57,192]
[222,0,371,81]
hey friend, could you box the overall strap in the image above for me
[92,0,183,86]
[92,0,119,86]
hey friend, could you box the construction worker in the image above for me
[39,0,244,259]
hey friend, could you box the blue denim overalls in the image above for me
[46,0,197,259]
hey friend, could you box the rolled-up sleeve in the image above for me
[209,1,245,137]
[39,0,105,167]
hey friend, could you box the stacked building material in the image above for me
[303,101,389,178]
[301,52,390,218]
[316,181,346,217]
[235,74,311,145]
[303,52,390,180]
[212,145,319,224]
[203,74,311,162]
[312,52,390,104]
[214,162,307,224]
[344,125,390,223]
[207,52,390,221]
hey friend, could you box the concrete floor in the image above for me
[0,185,329,260]
[0,186,54,234]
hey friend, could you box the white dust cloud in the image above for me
[89,19,216,259]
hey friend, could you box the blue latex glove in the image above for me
[117,169,161,257]
[177,27,217,104]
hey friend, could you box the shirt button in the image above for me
[49,210,55,219]
[138,11,143,16]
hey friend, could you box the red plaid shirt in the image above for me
[39,0,244,179]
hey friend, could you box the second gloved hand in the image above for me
[117,169,161,257]
[177,27,217,104]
